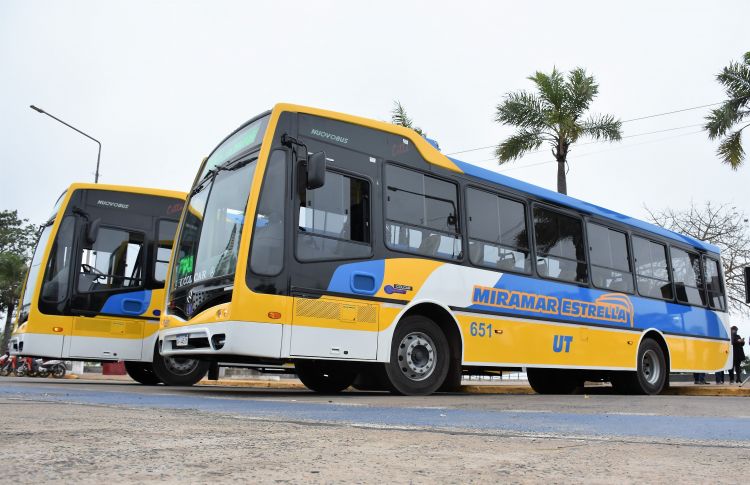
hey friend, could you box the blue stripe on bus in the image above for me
[450,158,720,254]
[468,274,727,340]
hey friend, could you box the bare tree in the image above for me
[647,202,750,314]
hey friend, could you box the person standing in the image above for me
[729,326,746,384]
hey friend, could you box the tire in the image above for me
[51,364,66,379]
[125,361,161,385]
[351,367,389,391]
[527,368,583,394]
[384,315,450,396]
[152,352,209,386]
[295,360,357,393]
[438,358,463,392]
[37,368,50,378]
[14,366,26,378]
[613,338,667,395]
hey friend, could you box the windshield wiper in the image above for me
[190,156,257,197]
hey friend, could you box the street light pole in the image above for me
[29,105,102,183]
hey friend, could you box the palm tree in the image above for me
[391,101,426,136]
[495,68,622,195]
[705,52,750,169]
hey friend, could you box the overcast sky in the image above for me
[1,1,749,330]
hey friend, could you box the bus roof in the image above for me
[274,103,720,255]
[66,182,186,201]
[449,158,720,254]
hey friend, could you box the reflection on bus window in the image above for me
[671,248,706,306]
[41,216,75,303]
[251,150,286,275]
[633,236,673,300]
[705,258,725,310]
[587,222,634,293]
[154,220,178,283]
[533,207,587,283]
[78,228,144,292]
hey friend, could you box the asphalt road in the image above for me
[2,377,750,483]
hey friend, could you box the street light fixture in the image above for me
[29,105,102,183]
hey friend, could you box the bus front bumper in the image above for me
[7,332,64,358]
[159,320,283,359]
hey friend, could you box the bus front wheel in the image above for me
[152,352,209,386]
[295,360,357,393]
[124,361,161,385]
[385,315,450,396]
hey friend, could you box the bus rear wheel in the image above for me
[295,360,357,393]
[385,315,450,396]
[152,353,209,386]
[527,368,583,394]
[612,338,667,395]
[124,361,162,385]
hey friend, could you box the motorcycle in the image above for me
[0,353,13,377]
[38,360,67,379]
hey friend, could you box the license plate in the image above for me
[175,334,189,347]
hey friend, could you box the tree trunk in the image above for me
[556,159,567,195]
[1,299,14,353]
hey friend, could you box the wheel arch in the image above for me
[387,300,464,366]
[637,328,671,373]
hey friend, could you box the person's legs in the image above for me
[729,368,735,383]
[693,373,701,384]
[733,361,743,383]
[715,371,724,383]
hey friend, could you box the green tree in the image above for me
[495,67,622,195]
[705,51,750,169]
[0,210,38,351]
[391,101,426,136]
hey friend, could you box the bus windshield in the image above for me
[172,158,257,291]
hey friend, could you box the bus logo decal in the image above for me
[384,284,413,295]
[553,335,573,353]
[472,286,634,327]
[310,128,348,145]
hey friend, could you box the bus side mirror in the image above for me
[86,219,101,245]
[744,266,750,304]
[306,151,326,190]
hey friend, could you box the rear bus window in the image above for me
[586,222,634,293]
[632,236,672,300]
[466,188,530,273]
[533,207,587,283]
[704,257,726,311]
[670,248,706,306]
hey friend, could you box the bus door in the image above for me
[67,225,148,360]
[289,136,380,360]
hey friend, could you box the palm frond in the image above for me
[495,91,548,129]
[527,68,565,111]
[581,114,622,141]
[717,129,746,169]
[495,129,545,163]
[716,61,750,101]
[564,67,598,117]
[705,102,745,139]
[391,100,413,128]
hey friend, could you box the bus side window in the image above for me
[78,228,144,292]
[385,164,462,261]
[670,248,706,306]
[154,219,178,284]
[704,257,726,310]
[632,236,673,300]
[533,207,587,283]
[251,150,286,275]
[587,222,634,293]
[296,170,371,262]
[466,188,530,273]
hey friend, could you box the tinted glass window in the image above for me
[632,236,673,299]
[467,188,530,273]
[385,164,461,260]
[671,248,706,306]
[251,150,286,275]
[587,222,634,293]
[154,220,178,283]
[533,207,587,283]
[705,257,726,310]
[40,217,75,304]
[78,228,144,292]
[297,170,370,261]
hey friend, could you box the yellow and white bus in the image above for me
[159,103,733,395]
[11,183,208,385]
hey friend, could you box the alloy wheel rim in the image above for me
[397,331,437,382]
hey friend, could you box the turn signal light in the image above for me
[268,312,282,320]
[53,327,63,333]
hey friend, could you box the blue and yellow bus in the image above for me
[158,104,732,395]
[11,183,208,385]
